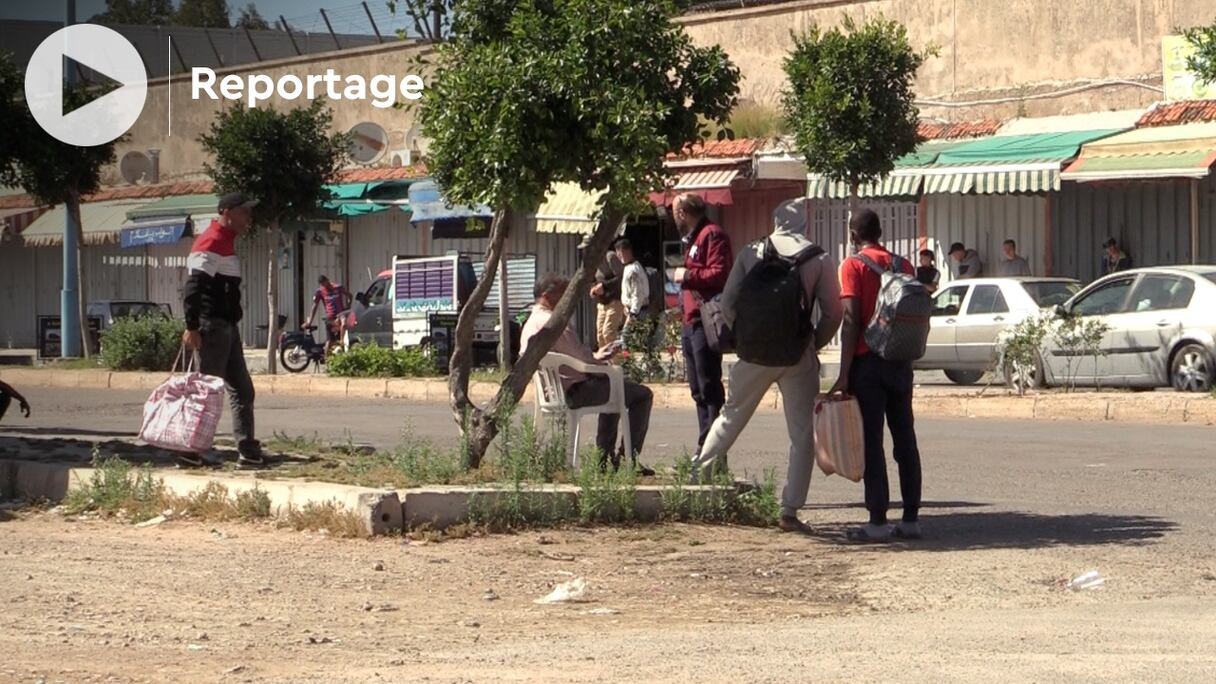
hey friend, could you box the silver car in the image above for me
[1036,266,1216,392]
[915,277,1081,385]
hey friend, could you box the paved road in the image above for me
[5,386,1215,527]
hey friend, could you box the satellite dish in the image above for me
[349,122,389,165]
[120,151,152,184]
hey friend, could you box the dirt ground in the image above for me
[3,504,1215,684]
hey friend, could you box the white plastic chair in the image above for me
[532,352,631,469]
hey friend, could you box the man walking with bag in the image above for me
[671,193,733,452]
[180,193,264,468]
[829,209,929,542]
[692,201,841,533]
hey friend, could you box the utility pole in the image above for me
[61,0,81,358]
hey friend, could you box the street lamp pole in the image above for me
[60,0,82,357]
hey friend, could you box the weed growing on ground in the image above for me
[284,501,368,538]
[63,450,273,524]
[734,468,781,527]
[65,452,164,522]
[574,452,638,524]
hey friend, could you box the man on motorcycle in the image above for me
[306,275,353,346]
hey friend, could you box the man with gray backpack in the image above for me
[691,200,842,533]
[828,209,932,542]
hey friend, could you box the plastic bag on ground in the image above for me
[534,577,588,604]
[814,397,866,482]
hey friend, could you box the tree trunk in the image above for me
[498,252,512,372]
[453,207,626,469]
[67,194,90,359]
[449,209,511,462]
[266,222,281,375]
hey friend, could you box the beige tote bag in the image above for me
[813,397,866,482]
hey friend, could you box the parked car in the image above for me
[915,277,1082,385]
[86,299,174,354]
[87,300,173,329]
[1025,266,1216,392]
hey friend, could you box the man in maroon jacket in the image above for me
[672,193,733,451]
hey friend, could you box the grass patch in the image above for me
[65,453,164,523]
[284,501,367,538]
[65,451,274,524]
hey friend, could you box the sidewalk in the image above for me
[4,366,1214,426]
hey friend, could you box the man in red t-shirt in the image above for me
[307,275,353,344]
[829,209,922,543]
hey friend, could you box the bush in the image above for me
[327,344,438,378]
[99,315,184,372]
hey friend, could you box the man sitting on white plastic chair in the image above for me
[520,273,655,476]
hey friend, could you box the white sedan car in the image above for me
[1033,266,1216,392]
[915,277,1082,385]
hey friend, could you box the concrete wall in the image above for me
[111,40,432,185]
[679,0,1216,120]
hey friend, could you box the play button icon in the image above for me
[24,24,148,147]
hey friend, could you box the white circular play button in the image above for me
[24,24,148,147]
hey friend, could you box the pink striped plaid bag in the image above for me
[138,350,226,453]
[813,397,866,482]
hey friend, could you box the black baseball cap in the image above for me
[218,193,259,212]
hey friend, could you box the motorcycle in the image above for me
[279,322,339,373]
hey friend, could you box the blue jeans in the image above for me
[849,353,921,525]
[681,323,724,449]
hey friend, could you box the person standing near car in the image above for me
[672,193,733,452]
[181,193,264,468]
[306,275,352,345]
[948,242,984,279]
[916,249,940,294]
[590,241,626,349]
[1102,238,1133,276]
[997,239,1032,277]
[829,209,923,543]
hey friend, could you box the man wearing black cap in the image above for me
[180,193,264,467]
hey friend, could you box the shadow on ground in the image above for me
[0,435,313,471]
[810,509,1177,551]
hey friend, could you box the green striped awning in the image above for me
[807,173,922,199]
[920,162,1061,195]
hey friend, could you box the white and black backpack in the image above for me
[853,253,932,362]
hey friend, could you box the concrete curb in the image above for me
[0,460,402,537]
[1,458,743,534]
[6,368,1215,426]
[401,484,734,529]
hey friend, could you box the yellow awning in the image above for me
[22,199,150,246]
[533,182,605,234]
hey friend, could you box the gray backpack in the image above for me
[854,253,932,361]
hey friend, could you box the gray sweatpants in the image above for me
[198,320,258,454]
[691,350,820,518]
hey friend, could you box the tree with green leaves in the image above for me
[1,54,120,358]
[387,0,453,41]
[199,103,349,373]
[782,16,929,203]
[1184,21,1216,84]
[175,0,231,29]
[91,0,175,25]
[419,0,739,468]
[235,3,270,31]
[0,53,25,188]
